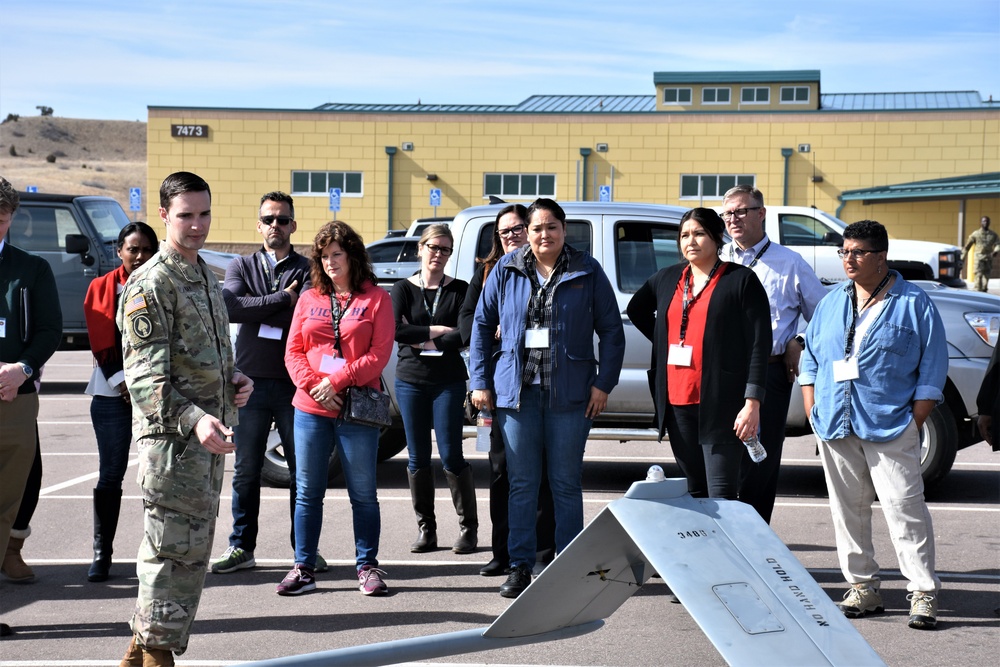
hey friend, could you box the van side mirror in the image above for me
[65,233,95,266]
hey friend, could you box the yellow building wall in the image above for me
[147,109,1000,249]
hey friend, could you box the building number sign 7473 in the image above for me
[171,124,209,139]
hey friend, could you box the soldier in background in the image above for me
[0,176,62,637]
[962,216,998,292]
[116,172,253,666]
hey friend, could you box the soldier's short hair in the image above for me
[0,176,20,215]
[160,172,211,210]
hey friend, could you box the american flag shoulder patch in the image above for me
[124,294,147,316]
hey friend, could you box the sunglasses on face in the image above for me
[260,215,293,226]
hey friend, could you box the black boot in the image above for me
[407,467,437,553]
[445,466,478,554]
[88,488,122,582]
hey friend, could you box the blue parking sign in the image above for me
[329,188,342,212]
[129,187,142,212]
[429,188,442,207]
[599,185,612,202]
[26,185,38,193]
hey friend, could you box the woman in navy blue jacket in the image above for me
[469,198,625,599]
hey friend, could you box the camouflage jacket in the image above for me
[117,246,238,440]
[963,228,1000,262]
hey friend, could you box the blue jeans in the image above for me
[497,386,591,569]
[292,409,381,570]
[394,378,468,473]
[90,395,133,490]
[229,377,297,553]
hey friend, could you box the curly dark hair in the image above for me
[843,219,889,253]
[308,221,377,295]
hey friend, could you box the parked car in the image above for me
[366,236,420,285]
[259,201,997,488]
[406,216,453,237]
[10,193,132,348]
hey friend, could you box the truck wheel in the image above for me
[260,422,408,488]
[919,402,958,490]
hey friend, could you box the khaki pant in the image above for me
[0,393,38,556]
[817,419,940,593]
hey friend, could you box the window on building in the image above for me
[741,87,770,104]
[291,171,364,196]
[483,173,556,199]
[662,88,693,105]
[701,87,731,104]
[779,86,810,104]
[679,174,756,199]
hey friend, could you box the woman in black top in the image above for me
[391,224,475,554]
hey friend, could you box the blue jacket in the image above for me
[469,244,625,411]
[799,272,947,442]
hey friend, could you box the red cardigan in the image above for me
[285,282,395,418]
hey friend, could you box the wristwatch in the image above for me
[17,362,33,378]
[793,334,806,348]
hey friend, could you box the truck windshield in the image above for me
[80,200,131,243]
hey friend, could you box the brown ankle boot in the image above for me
[142,646,175,667]
[119,636,143,667]
[2,531,35,583]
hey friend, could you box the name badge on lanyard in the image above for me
[668,343,693,367]
[525,327,550,348]
[320,354,347,374]
[0,317,6,339]
[832,358,860,382]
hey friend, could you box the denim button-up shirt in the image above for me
[799,272,947,442]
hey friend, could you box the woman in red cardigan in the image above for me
[83,221,158,582]
[627,208,771,499]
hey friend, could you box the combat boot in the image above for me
[119,636,143,667]
[142,646,175,667]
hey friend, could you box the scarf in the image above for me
[84,264,129,369]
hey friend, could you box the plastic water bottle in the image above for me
[646,465,665,482]
[475,408,492,452]
[743,434,767,463]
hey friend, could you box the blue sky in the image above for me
[1,0,997,121]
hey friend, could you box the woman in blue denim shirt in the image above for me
[469,198,625,599]
[800,220,947,631]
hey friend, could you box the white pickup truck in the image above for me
[758,205,964,287]
[261,202,995,490]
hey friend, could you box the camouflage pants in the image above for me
[973,257,993,292]
[129,436,224,654]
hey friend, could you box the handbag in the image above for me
[342,384,392,429]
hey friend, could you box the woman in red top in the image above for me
[278,221,395,597]
[627,208,771,499]
[83,221,158,582]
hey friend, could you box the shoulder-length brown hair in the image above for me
[309,220,377,295]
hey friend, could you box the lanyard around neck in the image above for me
[329,292,353,351]
[679,259,721,344]
[729,239,771,268]
[418,273,444,320]
[844,273,891,357]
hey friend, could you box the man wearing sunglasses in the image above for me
[211,191,313,575]
[720,185,827,524]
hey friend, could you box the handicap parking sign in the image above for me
[329,188,342,212]
[599,185,612,202]
[26,185,38,193]
[430,188,442,207]
[129,187,142,211]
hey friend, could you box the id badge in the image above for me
[0,317,5,339]
[525,327,550,349]
[832,358,860,382]
[667,343,693,367]
[319,354,347,375]
[258,323,282,340]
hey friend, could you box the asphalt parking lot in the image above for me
[1,350,998,666]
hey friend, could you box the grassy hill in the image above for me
[0,115,146,215]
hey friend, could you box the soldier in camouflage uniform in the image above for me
[116,172,253,666]
[962,215,999,292]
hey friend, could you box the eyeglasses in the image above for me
[720,207,762,221]
[836,248,879,260]
[423,243,453,256]
[498,224,526,239]
[260,215,293,226]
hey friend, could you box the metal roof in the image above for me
[840,172,1000,203]
[821,91,989,111]
[312,102,515,113]
[654,70,821,84]
[513,95,656,113]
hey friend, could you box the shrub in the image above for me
[46,153,56,163]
